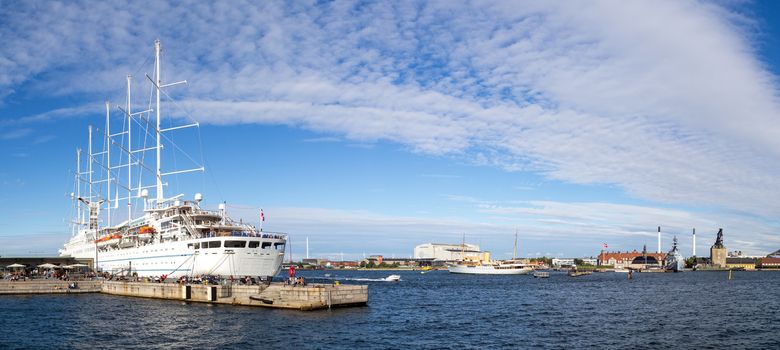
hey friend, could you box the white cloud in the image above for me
[221,201,779,258]
[1,1,779,251]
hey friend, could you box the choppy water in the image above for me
[1,270,779,349]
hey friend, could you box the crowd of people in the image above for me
[105,272,272,286]
[2,265,303,287]
[1,269,98,281]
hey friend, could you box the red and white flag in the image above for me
[260,209,265,222]
[603,242,608,249]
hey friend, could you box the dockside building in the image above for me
[414,243,480,261]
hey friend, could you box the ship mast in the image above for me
[88,125,93,206]
[155,39,163,204]
[105,101,111,226]
[76,148,81,229]
[126,75,132,220]
[146,39,203,205]
[461,233,465,260]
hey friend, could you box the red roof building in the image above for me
[598,250,667,268]
[757,257,780,269]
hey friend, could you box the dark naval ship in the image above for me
[664,236,685,272]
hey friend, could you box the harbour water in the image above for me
[1,270,779,349]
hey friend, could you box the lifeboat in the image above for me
[95,233,122,246]
[138,226,155,241]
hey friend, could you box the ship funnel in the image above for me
[219,202,226,224]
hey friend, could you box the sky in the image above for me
[1,0,780,260]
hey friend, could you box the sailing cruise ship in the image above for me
[447,233,533,275]
[59,40,287,279]
[447,252,533,275]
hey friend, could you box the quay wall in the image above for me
[0,280,102,294]
[101,281,368,310]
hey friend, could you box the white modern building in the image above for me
[414,243,480,261]
[552,258,575,267]
[552,258,597,267]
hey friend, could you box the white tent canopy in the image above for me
[37,263,58,269]
[63,264,89,269]
[6,263,25,268]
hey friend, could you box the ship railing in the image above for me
[189,208,220,216]
[199,231,287,240]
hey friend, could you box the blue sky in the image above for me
[2,1,780,260]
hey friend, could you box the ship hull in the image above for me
[61,236,285,278]
[448,265,533,275]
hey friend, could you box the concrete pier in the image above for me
[101,281,368,311]
[0,280,102,294]
[1,280,368,311]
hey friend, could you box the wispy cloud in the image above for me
[1,1,779,249]
[0,128,32,140]
[224,202,779,258]
[0,104,96,127]
[301,136,341,143]
[32,135,56,144]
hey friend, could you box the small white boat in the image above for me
[384,274,401,282]
[533,271,550,278]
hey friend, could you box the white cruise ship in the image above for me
[59,40,286,279]
[448,252,533,275]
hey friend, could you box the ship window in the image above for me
[187,243,193,249]
[248,241,260,248]
[261,242,272,249]
[225,240,246,248]
[193,243,200,249]
[274,243,285,250]
[207,241,221,248]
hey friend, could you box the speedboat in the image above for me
[384,274,401,282]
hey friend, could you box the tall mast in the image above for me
[461,233,465,259]
[513,229,518,260]
[127,75,132,220]
[105,101,111,226]
[88,125,93,204]
[155,39,163,203]
[76,148,81,229]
